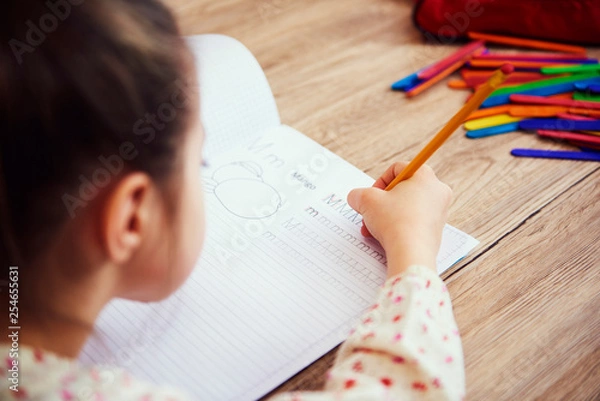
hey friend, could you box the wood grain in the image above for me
[164,0,600,399]
[449,169,600,400]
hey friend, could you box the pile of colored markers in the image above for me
[392,32,600,162]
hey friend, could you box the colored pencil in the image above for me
[461,70,545,80]
[573,83,600,94]
[406,59,466,97]
[474,53,596,61]
[466,122,520,138]
[569,142,600,151]
[467,32,586,54]
[549,93,576,100]
[555,113,596,121]
[541,64,600,74]
[391,71,422,91]
[537,130,600,145]
[491,72,600,97]
[463,73,559,88]
[464,114,523,130]
[569,108,600,118]
[484,83,582,108]
[469,60,594,70]
[406,47,487,96]
[511,148,600,161]
[509,94,600,110]
[385,65,513,189]
[573,92,600,102]
[417,40,485,81]
[448,79,470,89]
[520,119,600,131]
[466,105,511,120]
[508,105,568,117]
[507,105,600,118]
[483,76,600,107]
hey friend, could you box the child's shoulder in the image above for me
[0,344,192,401]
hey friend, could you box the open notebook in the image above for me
[80,35,479,401]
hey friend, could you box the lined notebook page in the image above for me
[80,125,478,401]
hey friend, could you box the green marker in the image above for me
[542,64,600,75]
[490,71,600,97]
[574,92,600,102]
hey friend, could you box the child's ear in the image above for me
[101,172,154,264]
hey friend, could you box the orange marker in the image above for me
[551,93,576,100]
[508,105,569,117]
[463,73,553,88]
[470,59,573,70]
[465,105,511,120]
[569,108,600,118]
[468,32,587,54]
[448,79,470,89]
[507,105,600,118]
[461,69,544,80]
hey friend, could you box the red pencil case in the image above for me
[412,0,600,46]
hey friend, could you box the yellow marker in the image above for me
[464,114,523,131]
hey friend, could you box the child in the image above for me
[0,0,464,400]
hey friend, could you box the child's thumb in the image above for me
[347,188,366,214]
[348,187,380,215]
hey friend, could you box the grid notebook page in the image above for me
[186,34,281,159]
[81,125,478,401]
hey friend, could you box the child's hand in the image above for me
[347,162,452,277]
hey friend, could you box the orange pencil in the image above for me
[465,105,511,120]
[507,105,600,118]
[568,108,600,118]
[550,93,576,100]
[461,70,546,84]
[468,32,586,54]
[386,65,514,190]
[405,59,465,97]
[463,74,552,87]
[461,70,544,79]
[406,48,486,97]
[448,79,470,89]
[508,105,568,117]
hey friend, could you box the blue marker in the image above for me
[519,119,600,131]
[391,71,422,91]
[511,148,600,162]
[574,83,600,94]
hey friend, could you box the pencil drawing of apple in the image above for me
[204,161,282,219]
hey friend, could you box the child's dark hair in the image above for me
[0,0,194,267]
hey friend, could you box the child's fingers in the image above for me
[372,162,410,189]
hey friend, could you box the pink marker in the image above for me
[510,94,600,110]
[417,40,485,81]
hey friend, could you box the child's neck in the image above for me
[4,246,118,360]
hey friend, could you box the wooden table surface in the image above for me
[166,0,600,399]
